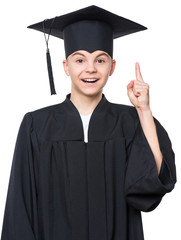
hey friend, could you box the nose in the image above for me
[85,61,97,73]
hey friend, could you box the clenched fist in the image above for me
[127,62,150,111]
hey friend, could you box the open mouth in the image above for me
[81,78,99,83]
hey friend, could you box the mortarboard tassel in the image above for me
[43,19,56,95]
[46,48,56,95]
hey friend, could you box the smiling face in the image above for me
[63,50,116,98]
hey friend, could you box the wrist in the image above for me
[136,106,152,116]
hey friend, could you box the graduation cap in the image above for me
[27,5,147,95]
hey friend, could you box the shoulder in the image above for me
[31,102,64,117]
[108,101,139,121]
[22,101,65,132]
[107,101,140,139]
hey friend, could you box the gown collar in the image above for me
[64,93,108,111]
[60,93,110,142]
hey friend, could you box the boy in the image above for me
[1,5,176,240]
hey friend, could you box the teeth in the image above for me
[82,79,97,82]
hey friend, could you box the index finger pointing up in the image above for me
[135,62,144,82]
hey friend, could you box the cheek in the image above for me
[69,64,84,77]
[99,65,112,79]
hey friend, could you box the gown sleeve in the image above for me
[1,113,39,240]
[124,117,177,212]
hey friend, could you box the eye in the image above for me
[97,59,105,63]
[76,59,84,63]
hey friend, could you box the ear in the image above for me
[109,59,116,76]
[63,59,70,76]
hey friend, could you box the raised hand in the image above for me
[127,63,162,174]
[127,62,150,111]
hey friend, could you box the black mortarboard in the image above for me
[27,5,147,95]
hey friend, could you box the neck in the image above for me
[70,92,103,115]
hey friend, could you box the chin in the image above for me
[81,89,103,98]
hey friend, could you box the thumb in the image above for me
[127,80,134,90]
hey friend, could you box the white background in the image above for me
[0,0,180,239]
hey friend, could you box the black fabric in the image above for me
[27,5,147,39]
[27,5,147,58]
[63,20,113,58]
[1,93,176,240]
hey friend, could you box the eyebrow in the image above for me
[71,52,85,57]
[96,53,110,58]
[71,52,110,58]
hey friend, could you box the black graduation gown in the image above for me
[1,93,176,240]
